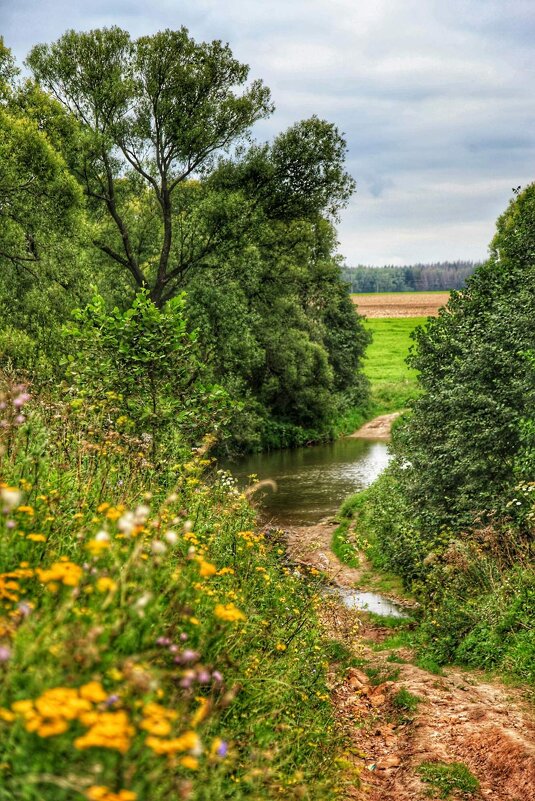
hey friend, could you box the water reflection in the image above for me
[226,438,391,526]
[327,588,409,618]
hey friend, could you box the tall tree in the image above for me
[28,27,273,306]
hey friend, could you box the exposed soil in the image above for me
[285,524,535,800]
[353,292,449,318]
[348,412,401,441]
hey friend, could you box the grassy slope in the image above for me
[0,402,344,800]
[362,317,424,413]
[334,316,425,437]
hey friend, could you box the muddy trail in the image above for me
[286,523,535,801]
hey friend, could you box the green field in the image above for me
[363,317,426,413]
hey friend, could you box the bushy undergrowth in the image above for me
[353,473,535,685]
[0,384,342,800]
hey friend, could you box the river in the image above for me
[227,437,391,526]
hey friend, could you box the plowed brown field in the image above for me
[352,292,449,318]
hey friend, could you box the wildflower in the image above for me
[210,737,228,758]
[0,645,11,662]
[275,643,287,651]
[146,730,200,756]
[96,577,117,593]
[16,505,34,516]
[79,682,108,703]
[134,505,150,524]
[0,487,21,511]
[151,540,167,555]
[191,697,209,727]
[75,710,135,753]
[36,561,83,588]
[156,637,171,647]
[198,559,217,578]
[86,786,137,801]
[13,392,30,408]
[196,670,211,684]
[117,511,136,536]
[212,671,223,683]
[86,531,111,556]
[179,755,199,770]
[27,533,46,542]
[214,603,246,623]
[177,650,200,664]
[164,530,177,545]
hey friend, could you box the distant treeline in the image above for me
[342,261,480,293]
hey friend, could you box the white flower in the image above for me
[95,530,110,542]
[164,530,178,545]
[135,592,152,609]
[1,487,22,511]
[183,520,193,533]
[134,504,150,524]
[118,511,135,535]
[151,540,167,555]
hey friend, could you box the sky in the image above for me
[1,0,534,266]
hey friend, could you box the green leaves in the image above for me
[27,27,272,303]
[65,291,232,460]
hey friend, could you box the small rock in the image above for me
[370,694,386,707]
[377,755,401,770]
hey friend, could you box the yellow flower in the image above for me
[179,756,199,770]
[79,681,108,703]
[37,718,69,737]
[198,559,217,578]
[146,730,200,756]
[86,787,137,801]
[27,534,46,542]
[75,710,134,754]
[214,603,246,622]
[0,708,15,722]
[86,539,110,556]
[36,561,83,587]
[275,643,287,651]
[96,577,117,593]
[17,505,34,516]
[190,697,209,727]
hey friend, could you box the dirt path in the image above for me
[348,412,401,441]
[286,524,535,800]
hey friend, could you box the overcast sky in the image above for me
[2,0,534,265]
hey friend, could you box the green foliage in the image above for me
[331,521,359,568]
[185,216,370,451]
[355,187,535,684]
[417,761,479,799]
[391,687,420,713]
[395,186,535,530]
[64,291,232,461]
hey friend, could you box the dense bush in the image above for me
[354,186,535,682]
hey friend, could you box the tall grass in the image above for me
[0,381,344,800]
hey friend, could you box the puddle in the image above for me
[327,587,409,618]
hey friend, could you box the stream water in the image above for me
[227,436,410,617]
[227,438,391,526]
